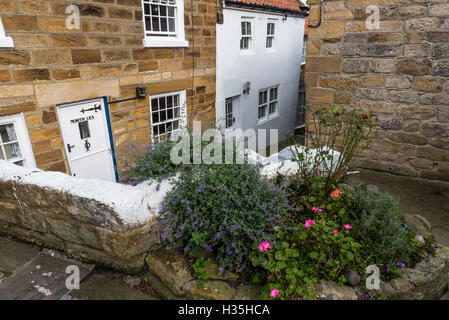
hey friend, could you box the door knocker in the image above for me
[84,139,91,152]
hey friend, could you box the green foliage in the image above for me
[192,258,209,287]
[123,141,179,184]
[351,185,421,265]
[160,162,289,273]
[290,105,374,193]
[250,218,362,300]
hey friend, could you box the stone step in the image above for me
[0,248,94,300]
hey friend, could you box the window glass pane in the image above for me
[226,100,232,114]
[151,98,159,110]
[159,97,166,109]
[266,37,272,48]
[152,17,160,31]
[174,107,180,117]
[4,142,21,160]
[14,160,24,166]
[152,112,159,124]
[174,95,179,106]
[167,108,173,120]
[145,17,152,31]
[153,125,159,136]
[259,91,267,105]
[0,124,17,143]
[161,17,168,31]
[258,106,266,119]
[151,4,159,15]
[167,96,173,108]
[160,110,167,122]
[269,102,276,114]
[173,120,179,130]
[0,148,4,160]
[241,22,246,35]
[160,5,167,16]
[144,4,150,14]
[247,22,251,35]
[270,87,278,101]
[259,91,267,104]
[226,118,233,128]
[166,122,173,133]
[78,121,91,139]
[168,6,175,17]
[267,23,274,35]
[169,18,175,32]
[159,124,166,134]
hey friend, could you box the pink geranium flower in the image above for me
[315,169,322,175]
[311,207,323,213]
[270,289,279,298]
[331,189,342,198]
[344,224,352,230]
[304,219,316,228]
[333,229,339,234]
[258,241,272,252]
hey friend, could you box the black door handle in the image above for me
[67,144,75,153]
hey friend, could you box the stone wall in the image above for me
[305,0,449,182]
[0,0,220,178]
[0,160,166,273]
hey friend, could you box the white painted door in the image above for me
[57,98,116,182]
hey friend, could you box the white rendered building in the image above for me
[216,0,308,151]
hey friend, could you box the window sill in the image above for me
[258,114,279,125]
[143,37,189,48]
[240,49,255,56]
[266,48,277,53]
[0,37,14,49]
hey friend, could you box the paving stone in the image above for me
[0,250,93,300]
[70,273,159,300]
[0,237,41,275]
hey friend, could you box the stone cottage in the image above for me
[305,0,449,182]
[0,0,220,181]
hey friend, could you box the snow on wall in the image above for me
[0,160,174,226]
[247,145,341,179]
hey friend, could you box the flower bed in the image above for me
[125,106,440,300]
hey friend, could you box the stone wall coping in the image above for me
[0,160,174,226]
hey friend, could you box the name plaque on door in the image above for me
[70,115,94,124]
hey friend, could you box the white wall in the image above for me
[216,6,305,150]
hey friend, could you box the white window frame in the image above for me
[149,90,187,143]
[258,85,279,124]
[266,21,276,49]
[240,18,253,51]
[225,97,235,130]
[0,17,14,49]
[0,113,35,168]
[141,0,188,48]
[301,37,307,65]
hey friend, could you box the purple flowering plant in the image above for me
[159,162,289,273]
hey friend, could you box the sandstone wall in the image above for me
[305,0,449,181]
[0,0,220,178]
[0,160,165,273]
